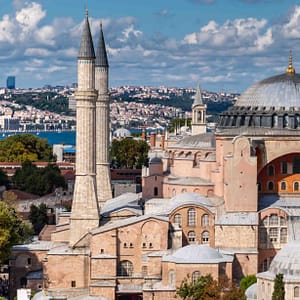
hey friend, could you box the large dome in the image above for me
[235,73,300,109]
[218,55,300,132]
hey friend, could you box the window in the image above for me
[280,228,287,243]
[294,157,300,173]
[202,231,209,244]
[118,260,133,277]
[259,228,267,242]
[268,181,274,191]
[188,231,196,243]
[142,266,148,277]
[294,286,300,298]
[258,182,262,192]
[154,187,158,196]
[280,217,286,226]
[192,271,200,283]
[168,270,176,286]
[124,243,127,248]
[27,257,32,265]
[269,214,278,225]
[269,228,278,242]
[281,161,287,174]
[174,214,182,226]
[201,214,209,226]
[280,181,287,191]
[294,182,300,191]
[71,281,76,287]
[188,208,196,226]
[268,165,274,176]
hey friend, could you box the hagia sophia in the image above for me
[9,10,300,300]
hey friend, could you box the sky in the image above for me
[0,0,300,92]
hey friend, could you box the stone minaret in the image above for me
[95,23,112,207]
[69,10,99,247]
[191,81,207,135]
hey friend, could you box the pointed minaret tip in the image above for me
[96,19,109,68]
[193,80,203,105]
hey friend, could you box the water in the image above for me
[0,131,76,146]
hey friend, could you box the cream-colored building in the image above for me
[10,11,300,300]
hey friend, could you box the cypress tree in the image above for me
[272,273,285,300]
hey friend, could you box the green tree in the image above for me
[0,201,33,264]
[240,274,257,293]
[29,203,49,234]
[0,134,54,163]
[110,138,149,169]
[176,274,221,300]
[12,161,66,196]
[272,273,285,300]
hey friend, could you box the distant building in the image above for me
[6,76,15,89]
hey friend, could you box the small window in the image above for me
[268,165,274,176]
[294,182,300,191]
[281,161,287,174]
[129,243,133,248]
[280,228,287,243]
[188,231,196,243]
[188,208,196,226]
[268,181,274,191]
[100,248,104,254]
[294,286,300,298]
[142,266,148,276]
[269,214,278,225]
[202,231,209,244]
[27,257,32,265]
[71,281,76,287]
[201,214,209,227]
[124,243,127,248]
[174,214,182,226]
[149,243,153,248]
[280,181,287,191]
[142,243,146,248]
[269,228,278,242]
[154,187,158,196]
[294,157,300,174]
[192,271,200,283]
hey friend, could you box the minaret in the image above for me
[191,81,207,135]
[95,22,113,207]
[69,10,99,247]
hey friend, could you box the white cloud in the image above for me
[282,6,300,38]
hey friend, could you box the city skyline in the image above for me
[0,0,299,92]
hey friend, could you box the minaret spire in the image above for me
[69,11,99,247]
[95,21,113,207]
[191,81,207,135]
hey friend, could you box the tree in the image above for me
[240,274,257,293]
[12,161,66,196]
[0,201,33,264]
[176,274,221,300]
[0,134,54,162]
[0,169,9,188]
[29,203,49,234]
[110,138,149,169]
[272,273,285,300]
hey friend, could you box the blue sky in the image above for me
[0,0,299,92]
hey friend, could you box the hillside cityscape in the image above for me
[0,84,237,132]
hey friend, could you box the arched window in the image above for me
[174,214,182,226]
[294,182,300,191]
[154,187,158,196]
[187,208,196,226]
[192,271,200,283]
[280,181,287,191]
[202,231,209,244]
[201,214,209,226]
[280,228,287,243]
[268,165,274,176]
[118,260,133,276]
[188,231,196,243]
[168,269,176,286]
[268,181,274,191]
[295,286,300,298]
[294,157,300,173]
[181,188,187,193]
[281,161,287,174]
[270,214,278,225]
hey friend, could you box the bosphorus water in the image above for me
[0,131,76,146]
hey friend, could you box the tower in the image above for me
[95,22,113,207]
[191,81,207,135]
[69,10,99,247]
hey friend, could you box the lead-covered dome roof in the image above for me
[218,53,300,132]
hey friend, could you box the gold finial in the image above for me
[286,49,296,75]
